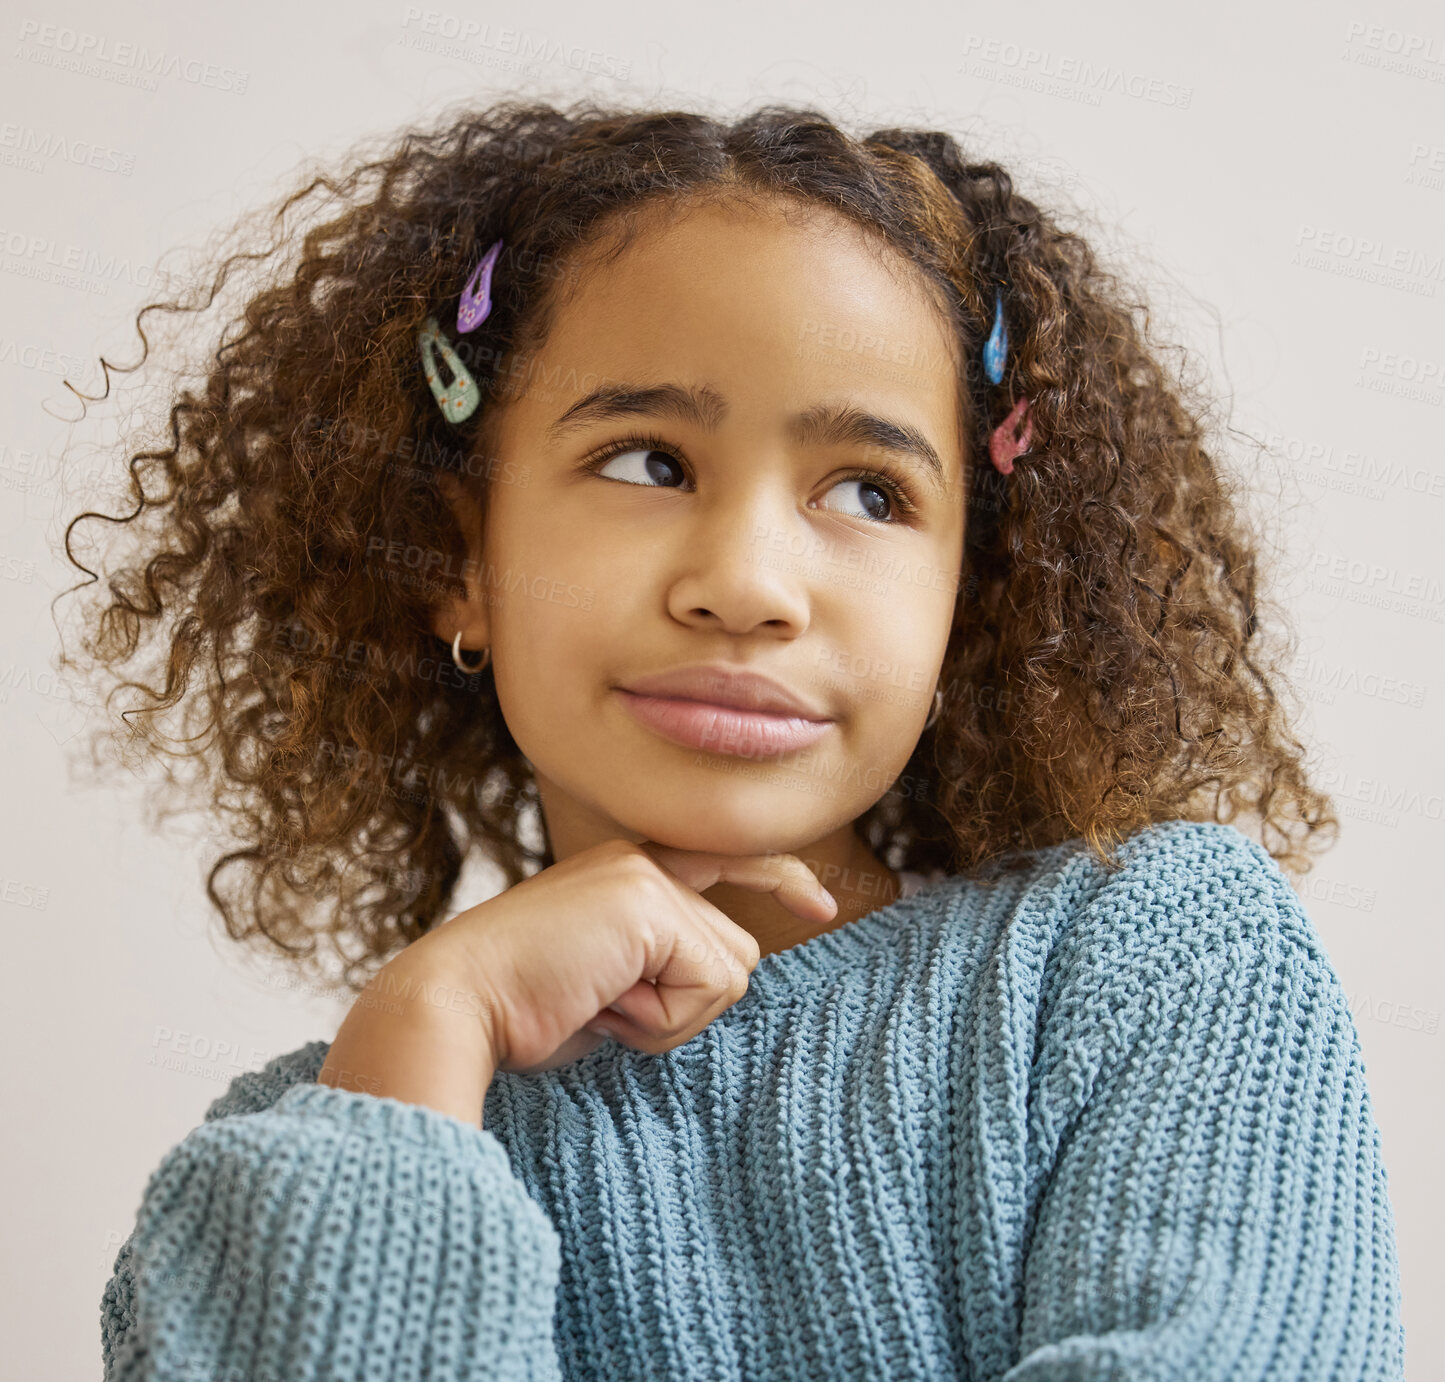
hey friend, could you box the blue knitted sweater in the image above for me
[100,820,1407,1380]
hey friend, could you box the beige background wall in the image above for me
[1,0,1439,1376]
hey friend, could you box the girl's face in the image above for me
[436,195,967,871]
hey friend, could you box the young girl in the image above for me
[69,98,1406,1380]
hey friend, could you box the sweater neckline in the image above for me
[730,868,946,1011]
[505,870,951,1082]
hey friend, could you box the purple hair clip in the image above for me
[455,237,504,334]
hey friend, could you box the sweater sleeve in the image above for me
[100,1075,564,1381]
[1005,829,1407,1381]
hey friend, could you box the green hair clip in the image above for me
[417,315,481,424]
[417,236,502,425]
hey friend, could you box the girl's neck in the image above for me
[708,833,901,960]
[529,768,899,959]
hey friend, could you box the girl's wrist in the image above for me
[318,943,499,1128]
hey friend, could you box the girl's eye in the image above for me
[590,445,687,490]
[582,435,919,525]
[820,474,914,524]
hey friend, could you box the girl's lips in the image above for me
[614,689,834,758]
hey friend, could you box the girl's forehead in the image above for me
[569,192,947,301]
[543,202,963,377]
[500,196,971,462]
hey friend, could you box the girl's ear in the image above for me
[427,471,491,649]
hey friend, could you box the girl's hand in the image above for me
[423,837,837,1075]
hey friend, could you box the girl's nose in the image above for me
[662,481,816,636]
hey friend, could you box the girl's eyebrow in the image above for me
[546,381,947,496]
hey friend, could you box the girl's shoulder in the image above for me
[913,818,1328,977]
[1014,817,1332,978]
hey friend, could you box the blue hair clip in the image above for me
[983,287,1008,386]
[982,284,1038,475]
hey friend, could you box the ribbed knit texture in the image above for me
[100,820,1408,1380]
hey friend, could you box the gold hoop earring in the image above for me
[451,630,491,674]
[924,688,943,730]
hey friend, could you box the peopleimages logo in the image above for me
[1341,21,1445,82]
[0,122,136,175]
[960,34,1193,108]
[397,8,633,82]
[14,20,249,95]
[0,227,165,295]
[1291,226,1441,297]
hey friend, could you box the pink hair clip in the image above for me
[988,395,1034,476]
[983,286,1034,475]
[456,238,504,334]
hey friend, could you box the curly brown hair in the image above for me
[55,96,1338,994]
